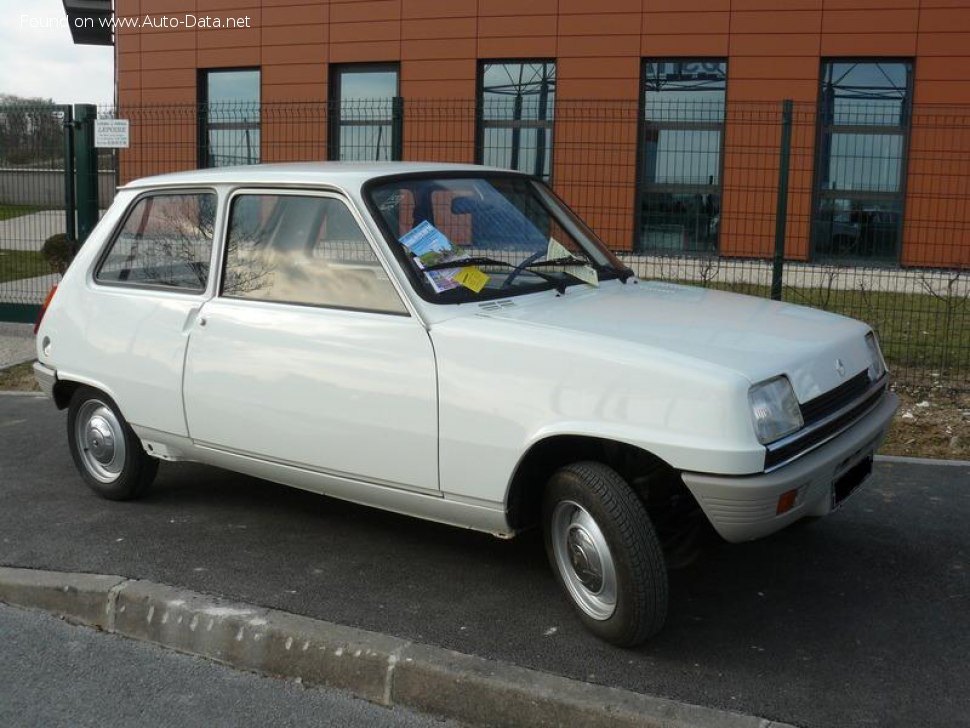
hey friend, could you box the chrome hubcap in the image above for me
[75,400,126,483]
[551,501,617,621]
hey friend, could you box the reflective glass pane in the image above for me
[204,69,260,167]
[338,124,393,161]
[480,62,555,180]
[207,70,260,108]
[644,60,726,123]
[482,127,553,179]
[639,192,720,254]
[339,70,397,101]
[642,128,721,186]
[821,61,911,127]
[224,194,405,313]
[482,62,556,121]
[207,127,261,167]
[812,198,902,262]
[334,66,399,161]
[821,133,904,193]
[97,194,216,290]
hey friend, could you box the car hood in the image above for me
[474,280,874,403]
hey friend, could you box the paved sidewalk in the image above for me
[0,210,65,251]
[0,322,33,368]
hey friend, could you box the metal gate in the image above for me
[0,103,104,323]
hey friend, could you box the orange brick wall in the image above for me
[115,0,970,264]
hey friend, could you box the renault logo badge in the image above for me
[835,359,846,378]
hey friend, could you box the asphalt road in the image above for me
[1,395,968,728]
[0,603,457,728]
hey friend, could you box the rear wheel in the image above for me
[542,461,668,646]
[67,386,158,500]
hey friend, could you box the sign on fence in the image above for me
[94,119,129,148]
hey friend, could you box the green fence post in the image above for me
[62,105,77,253]
[392,96,404,161]
[771,99,794,302]
[73,104,99,245]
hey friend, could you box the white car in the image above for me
[33,163,898,646]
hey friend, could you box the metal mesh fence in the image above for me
[0,104,71,311]
[0,98,966,391]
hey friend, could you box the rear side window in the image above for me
[96,192,216,292]
[222,194,406,314]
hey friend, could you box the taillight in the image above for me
[34,285,58,335]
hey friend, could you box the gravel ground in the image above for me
[0,323,33,369]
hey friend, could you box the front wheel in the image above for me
[543,462,668,646]
[67,386,158,501]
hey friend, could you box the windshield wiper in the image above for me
[421,256,571,295]
[531,255,636,284]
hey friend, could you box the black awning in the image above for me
[62,0,114,46]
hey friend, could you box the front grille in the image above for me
[765,379,886,470]
[799,370,870,425]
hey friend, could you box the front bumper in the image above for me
[33,361,56,399]
[681,390,899,543]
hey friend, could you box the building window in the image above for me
[199,69,260,168]
[330,64,401,162]
[638,59,726,253]
[478,61,556,181]
[812,60,913,262]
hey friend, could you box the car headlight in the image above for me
[749,376,804,445]
[865,332,886,382]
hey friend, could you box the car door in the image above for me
[182,189,439,493]
[74,189,218,438]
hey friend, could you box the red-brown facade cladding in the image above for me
[114,0,970,266]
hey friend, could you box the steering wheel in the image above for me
[500,250,545,288]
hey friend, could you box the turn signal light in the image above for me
[34,284,58,335]
[776,489,798,515]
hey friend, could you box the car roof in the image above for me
[121,161,524,190]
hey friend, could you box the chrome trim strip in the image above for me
[192,439,442,498]
[764,375,888,473]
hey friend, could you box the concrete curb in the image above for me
[874,454,970,467]
[0,566,794,728]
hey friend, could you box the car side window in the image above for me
[96,192,216,292]
[222,194,406,314]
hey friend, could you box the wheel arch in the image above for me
[504,434,688,531]
[51,374,121,412]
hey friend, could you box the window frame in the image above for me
[198,67,262,169]
[328,63,402,162]
[93,188,219,296]
[810,58,914,264]
[218,187,411,317]
[476,59,557,182]
[635,57,728,254]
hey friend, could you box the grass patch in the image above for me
[0,249,51,283]
[0,361,39,392]
[0,204,40,222]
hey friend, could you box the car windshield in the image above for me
[366,175,629,302]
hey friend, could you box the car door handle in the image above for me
[198,316,207,327]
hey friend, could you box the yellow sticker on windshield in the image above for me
[455,266,490,293]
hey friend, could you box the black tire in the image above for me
[542,461,668,646]
[66,386,158,501]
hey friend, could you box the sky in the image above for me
[0,0,113,105]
